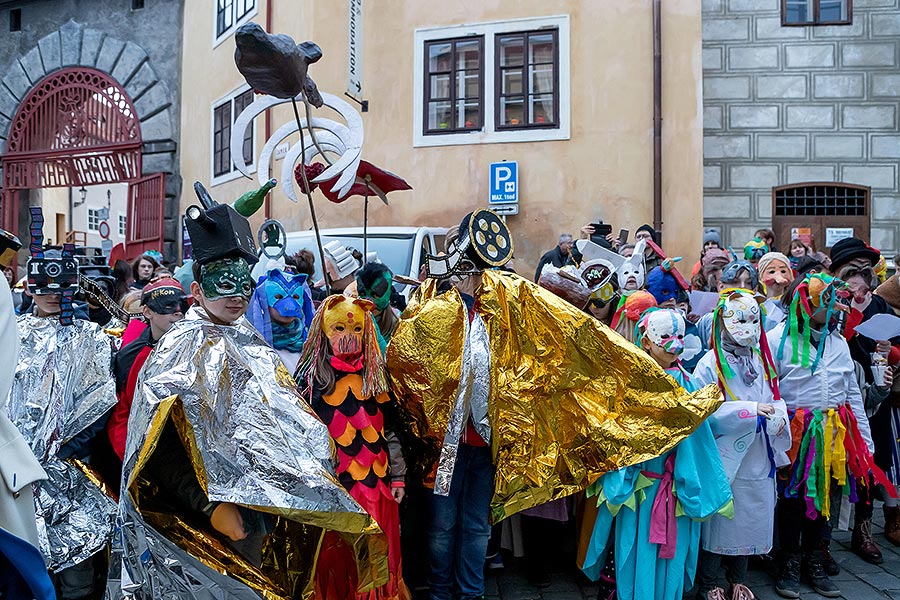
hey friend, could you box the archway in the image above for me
[0,15,181,256]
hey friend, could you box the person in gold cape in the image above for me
[386,210,725,600]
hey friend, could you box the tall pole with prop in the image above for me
[231,23,412,286]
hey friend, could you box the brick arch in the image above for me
[0,19,178,256]
[4,67,142,188]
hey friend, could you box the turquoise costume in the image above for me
[581,367,732,600]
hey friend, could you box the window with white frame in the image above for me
[118,214,127,237]
[211,87,255,184]
[87,208,100,232]
[414,15,570,148]
[215,0,256,43]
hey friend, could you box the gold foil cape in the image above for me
[388,271,724,522]
[109,306,386,599]
[7,315,118,571]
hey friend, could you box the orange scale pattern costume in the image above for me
[297,295,410,600]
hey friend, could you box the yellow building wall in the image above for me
[180,0,703,273]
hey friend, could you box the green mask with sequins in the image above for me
[199,257,253,301]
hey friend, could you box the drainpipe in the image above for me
[652,0,663,245]
[264,0,273,219]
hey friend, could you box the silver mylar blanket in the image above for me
[108,305,382,600]
[7,315,117,571]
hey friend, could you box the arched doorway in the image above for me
[1,66,164,262]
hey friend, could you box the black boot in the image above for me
[774,553,801,599]
[803,552,840,598]
[819,539,840,576]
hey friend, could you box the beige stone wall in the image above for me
[180,0,703,272]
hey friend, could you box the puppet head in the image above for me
[425,209,514,278]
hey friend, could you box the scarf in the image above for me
[271,318,306,353]
[721,337,759,387]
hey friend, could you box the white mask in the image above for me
[643,309,686,355]
[617,252,645,291]
[721,291,761,347]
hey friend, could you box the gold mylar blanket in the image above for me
[387,271,723,522]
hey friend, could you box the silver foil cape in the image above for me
[434,313,491,496]
[7,315,117,571]
[110,305,373,599]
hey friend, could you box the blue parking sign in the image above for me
[489,161,518,204]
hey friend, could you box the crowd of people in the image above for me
[2,203,900,600]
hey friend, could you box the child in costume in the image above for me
[766,274,895,599]
[111,186,382,599]
[247,266,314,373]
[296,294,409,600]
[581,307,732,600]
[693,290,791,600]
[7,210,117,600]
[611,290,657,344]
[353,263,402,352]
[105,277,188,491]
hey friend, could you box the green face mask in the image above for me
[200,257,253,301]
[358,271,392,312]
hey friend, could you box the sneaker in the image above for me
[803,552,841,598]
[486,553,504,570]
[774,553,801,599]
[819,540,840,576]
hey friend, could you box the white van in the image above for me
[255,226,447,299]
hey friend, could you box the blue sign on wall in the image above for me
[489,161,518,204]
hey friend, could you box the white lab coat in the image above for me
[0,277,47,547]
[767,322,873,454]
[693,348,791,555]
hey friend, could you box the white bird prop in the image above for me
[230,91,364,202]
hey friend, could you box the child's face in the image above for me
[30,292,61,317]
[642,337,679,369]
[191,281,248,324]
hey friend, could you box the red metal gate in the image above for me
[0,67,165,258]
[124,173,165,259]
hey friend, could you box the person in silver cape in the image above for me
[106,193,385,600]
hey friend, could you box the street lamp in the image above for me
[74,185,87,207]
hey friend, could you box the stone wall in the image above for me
[702,0,900,254]
[0,0,184,259]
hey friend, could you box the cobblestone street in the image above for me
[485,504,900,600]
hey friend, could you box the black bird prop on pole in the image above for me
[234,22,332,293]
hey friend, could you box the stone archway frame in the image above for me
[0,19,180,257]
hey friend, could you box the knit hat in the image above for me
[756,252,791,277]
[829,237,881,274]
[636,224,657,244]
[702,248,731,269]
[702,229,721,248]
[795,255,823,276]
